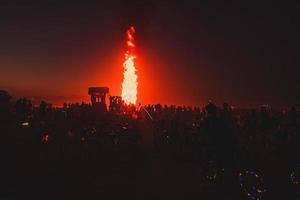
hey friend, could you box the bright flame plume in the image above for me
[121,26,138,105]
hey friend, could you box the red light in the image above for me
[132,113,138,119]
[41,134,49,143]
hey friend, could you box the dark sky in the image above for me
[0,0,299,107]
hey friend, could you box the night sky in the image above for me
[0,1,299,107]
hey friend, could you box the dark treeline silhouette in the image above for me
[0,90,299,200]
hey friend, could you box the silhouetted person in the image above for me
[0,90,11,113]
[15,98,32,121]
[288,106,298,128]
[203,102,236,174]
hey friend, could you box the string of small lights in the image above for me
[238,170,267,200]
[289,166,300,185]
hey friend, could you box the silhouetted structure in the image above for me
[109,96,123,112]
[88,87,109,105]
[88,87,109,111]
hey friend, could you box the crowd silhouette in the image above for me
[0,90,299,199]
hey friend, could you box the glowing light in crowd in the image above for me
[21,122,29,126]
[41,134,49,143]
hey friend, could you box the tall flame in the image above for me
[121,26,138,105]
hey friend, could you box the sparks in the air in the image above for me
[121,26,138,105]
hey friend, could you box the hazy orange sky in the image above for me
[0,1,299,108]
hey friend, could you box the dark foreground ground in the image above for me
[0,98,299,200]
[0,120,299,200]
